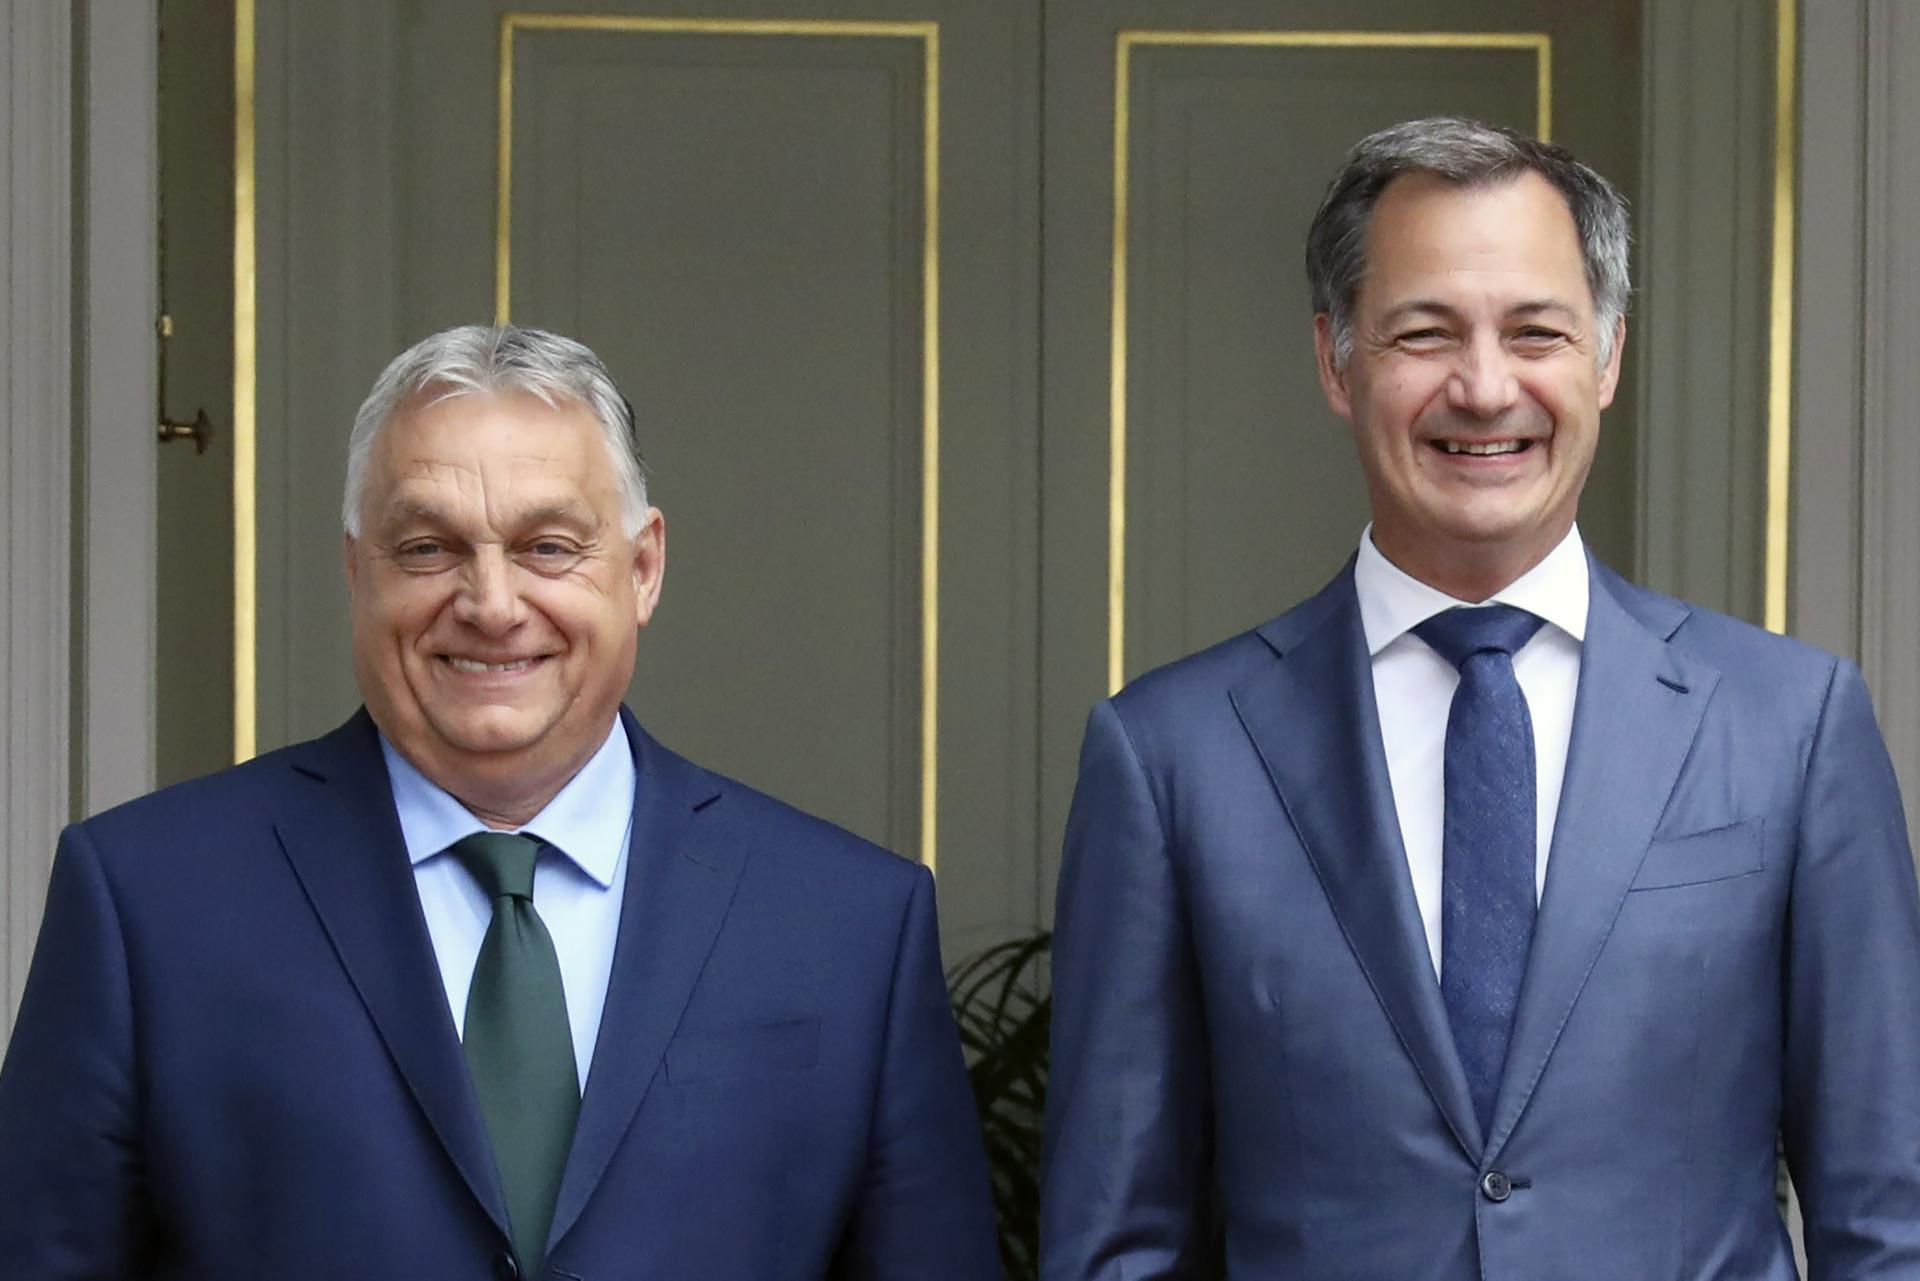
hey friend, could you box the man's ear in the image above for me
[343,534,358,596]
[1314,314,1354,421]
[631,508,667,629]
[1596,316,1627,409]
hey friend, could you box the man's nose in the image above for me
[453,546,522,633]
[1445,335,1521,419]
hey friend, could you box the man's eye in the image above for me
[523,541,583,566]
[399,541,446,559]
[1515,327,1566,344]
[1396,328,1448,344]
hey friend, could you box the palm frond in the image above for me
[948,931,1053,1281]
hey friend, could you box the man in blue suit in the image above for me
[1041,118,1920,1277]
[0,325,1000,1279]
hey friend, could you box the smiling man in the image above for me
[1041,118,1920,1278]
[0,326,1000,1280]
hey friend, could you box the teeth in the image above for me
[1440,440,1526,455]
[445,656,535,673]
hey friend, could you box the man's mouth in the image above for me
[441,655,542,673]
[1434,439,1532,456]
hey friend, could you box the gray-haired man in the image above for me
[1041,117,1920,1278]
[0,325,1001,1280]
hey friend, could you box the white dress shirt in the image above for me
[1353,525,1589,979]
[381,720,635,1091]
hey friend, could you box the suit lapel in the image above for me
[1482,560,1718,1159]
[547,708,742,1250]
[1232,571,1484,1159]
[273,711,510,1237]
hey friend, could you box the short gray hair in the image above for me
[1305,117,1631,370]
[342,324,649,536]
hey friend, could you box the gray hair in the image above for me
[1305,117,1631,370]
[341,324,649,536]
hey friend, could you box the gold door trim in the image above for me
[1764,0,1797,634]
[496,13,943,869]
[1108,29,1552,693]
[234,0,258,761]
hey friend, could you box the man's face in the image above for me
[345,390,664,812]
[1315,170,1624,597]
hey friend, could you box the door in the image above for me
[1036,0,1644,912]
[238,0,1038,953]
[158,0,1646,952]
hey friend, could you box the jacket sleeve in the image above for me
[836,864,1004,1280]
[0,824,153,1277]
[1780,659,1920,1277]
[1041,700,1212,1280]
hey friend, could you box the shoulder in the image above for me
[70,735,333,859]
[1112,629,1276,719]
[44,722,378,929]
[1109,566,1353,727]
[1592,564,1854,756]
[633,722,927,906]
[1597,563,1840,688]
[718,773,923,887]
[635,735,937,978]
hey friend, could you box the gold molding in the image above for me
[234,0,258,762]
[1764,0,1797,634]
[496,14,943,869]
[1108,29,1553,693]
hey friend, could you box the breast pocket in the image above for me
[662,1017,821,1086]
[1630,817,1765,890]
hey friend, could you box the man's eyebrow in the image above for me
[1511,299,1582,320]
[379,497,458,529]
[512,502,599,531]
[374,498,597,533]
[1375,298,1583,325]
[1377,299,1464,325]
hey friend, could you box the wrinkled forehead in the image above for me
[375,386,606,459]
[364,389,620,517]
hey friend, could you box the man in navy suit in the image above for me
[0,325,1000,1279]
[1040,117,1920,1277]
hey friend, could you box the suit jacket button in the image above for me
[1480,1170,1513,1202]
[492,1252,521,1281]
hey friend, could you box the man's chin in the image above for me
[426,711,556,761]
[1425,501,1558,549]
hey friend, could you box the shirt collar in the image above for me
[380,718,634,888]
[1353,523,1590,656]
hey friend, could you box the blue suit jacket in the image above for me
[0,708,1000,1280]
[1041,559,1920,1279]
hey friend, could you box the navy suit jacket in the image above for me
[0,707,1000,1280]
[1041,558,1920,1279]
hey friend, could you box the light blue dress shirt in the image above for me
[381,720,635,1092]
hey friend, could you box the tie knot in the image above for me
[450,831,542,901]
[1413,603,1545,671]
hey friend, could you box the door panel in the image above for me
[250,0,1039,950]
[156,0,236,787]
[509,25,930,855]
[1038,0,1642,915]
[1128,42,1540,673]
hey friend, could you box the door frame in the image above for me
[81,0,161,816]
[1,0,157,1033]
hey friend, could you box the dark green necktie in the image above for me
[451,832,580,1276]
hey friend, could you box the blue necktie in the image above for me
[1412,604,1545,1138]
